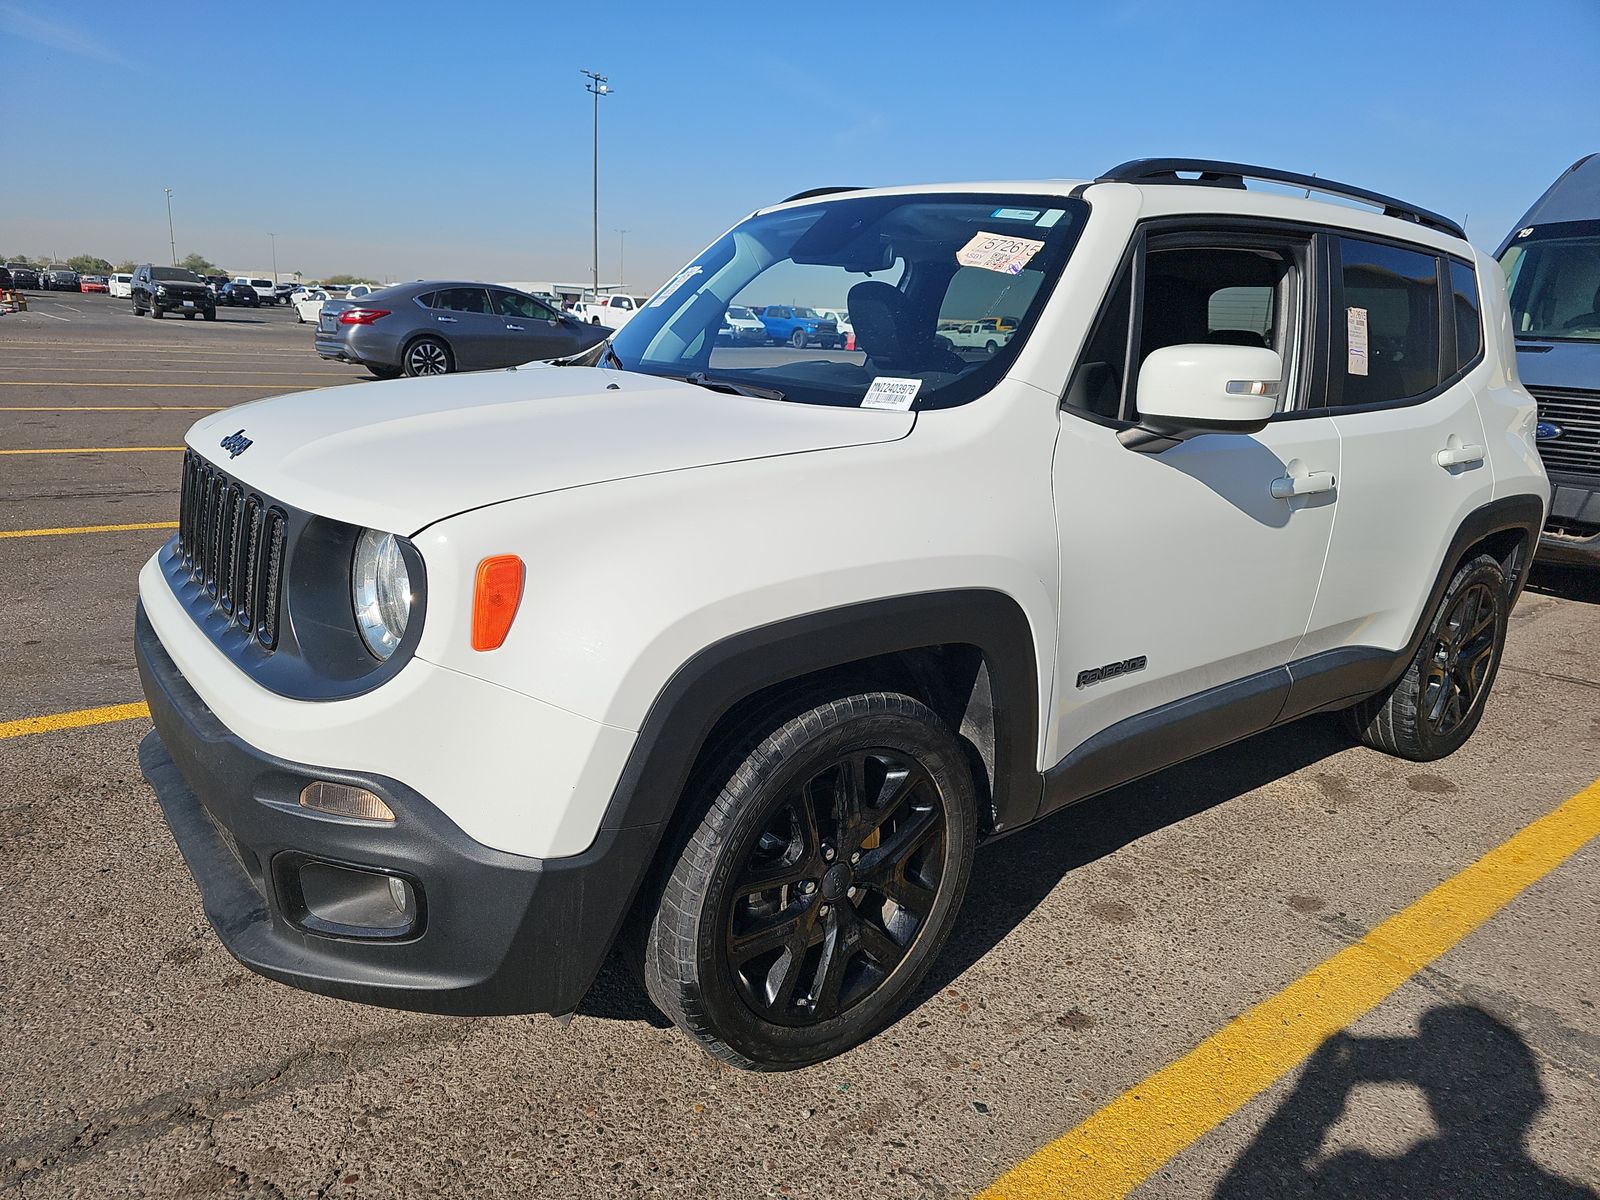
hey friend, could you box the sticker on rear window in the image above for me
[1346,306,1369,376]
[957,231,1044,276]
[647,266,702,308]
[861,377,922,411]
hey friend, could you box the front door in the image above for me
[491,289,578,364]
[1046,226,1339,790]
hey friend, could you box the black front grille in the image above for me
[177,450,285,650]
[1530,387,1600,479]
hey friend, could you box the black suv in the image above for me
[4,264,39,289]
[132,264,217,320]
[45,267,80,291]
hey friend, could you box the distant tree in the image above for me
[67,255,114,274]
[113,261,137,274]
[321,273,365,286]
[4,253,36,265]
[180,252,224,276]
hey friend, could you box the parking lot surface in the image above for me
[2,290,1597,1198]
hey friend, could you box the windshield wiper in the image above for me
[681,371,787,402]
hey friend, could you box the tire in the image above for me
[368,364,403,380]
[789,328,807,350]
[203,310,216,321]
[984,340,998,355]
[1343,553,1509,761]
[645,689,976,1070]
[401,336,452,377]
[151,304,164,319]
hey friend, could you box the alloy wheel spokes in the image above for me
[1427,582,1499,735]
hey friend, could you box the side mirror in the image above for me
[1123,345,1282,452]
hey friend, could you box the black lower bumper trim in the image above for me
[135,600,660,1016]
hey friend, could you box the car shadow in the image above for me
[576,714,1351,1030]
[1212,1006,1597,1199]
[1525,561,1600,606]
[911,713,1350,1003]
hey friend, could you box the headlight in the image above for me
[351,529,412,659]
[156,285,167,296]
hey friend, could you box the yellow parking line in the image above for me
[0,406,222,412]
[0,521,177,539]
[976,777,1600,1200]
[0,702,151,741]
[0,381,335,389]
[0,446,185,455]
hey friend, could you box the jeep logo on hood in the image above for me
[219,429,253,458]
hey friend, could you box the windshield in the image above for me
[151,268,201,282]
[1500,221,1600,341]
[608,192,1088,409]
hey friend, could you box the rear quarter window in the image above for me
[1337,237,1443,407]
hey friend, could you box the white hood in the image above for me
[186,366,914,534]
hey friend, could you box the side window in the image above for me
[1337,237,1441,407]
[492,290,540,319]
[1450,259,1482,368]
[433,287,492,314]
[1132,243,1301,417]
[414,291,436,308]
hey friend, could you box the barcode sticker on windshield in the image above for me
[647,266,701,308]
[861,377,923,411]
[957,231,1045,275]
[1346,306,1369,376]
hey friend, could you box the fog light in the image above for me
[299,781,395,823]
[279,857,421,940]
[388,875,411,913]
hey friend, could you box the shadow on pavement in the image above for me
[1214,1006,1596,1199]
[1526,562,1600,607]
[915,713,1350,1000]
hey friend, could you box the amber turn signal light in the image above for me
[471,555,524,651]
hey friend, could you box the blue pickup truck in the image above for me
[757,304,840,349]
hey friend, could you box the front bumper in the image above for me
[1538,474,1600,567]
[155,293,215,313]
[135,602,659,1015]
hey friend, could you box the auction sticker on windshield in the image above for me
[647,266,702,308]
[957,231,1045,275]
[861,377,923,411]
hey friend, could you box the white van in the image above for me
[108,273,135,299]
[235,277,279,305]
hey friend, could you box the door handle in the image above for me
[504,324,524,331]
[1436,443,1485,468]
[435,315,457,323]
[1270,471,1336,499]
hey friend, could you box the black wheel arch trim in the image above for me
[598,590,1042,849]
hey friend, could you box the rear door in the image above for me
[425,287,501,369]
[1298,237,1496,661]
[490,289,579,363]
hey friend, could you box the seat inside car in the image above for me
[848,280,965,374]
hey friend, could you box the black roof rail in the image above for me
[781,185,866,204]
[1096,158,1466,240]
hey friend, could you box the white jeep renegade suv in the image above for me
[136,159,1549,1070]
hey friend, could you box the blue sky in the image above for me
[2,0,1596,286]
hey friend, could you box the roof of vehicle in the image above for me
[1496,153,1599,250]
[763,165,1473,256]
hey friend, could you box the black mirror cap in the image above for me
[1118,413,1271,455]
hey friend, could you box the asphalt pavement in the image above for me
[1,289,1596,1198]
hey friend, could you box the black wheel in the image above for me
[183,312,195,320]
[368,364,403,380]
[132,300,144,316]
[645,689,976,1070]
[151,303,164,319]
[1343,554,1508,761]
[984,339,998,355]
[789,328,807,349]
[402,336,452,377]
[203,309,216,321]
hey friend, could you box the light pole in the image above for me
[164,188,177,266]
[581,69,612,301]
[268,233,278,287]
[615,229,629,292]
